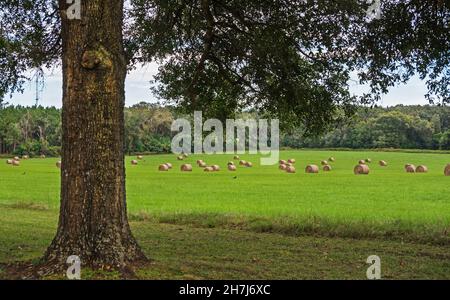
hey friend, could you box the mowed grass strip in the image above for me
[0,150,449,243]
[0,207,449,280]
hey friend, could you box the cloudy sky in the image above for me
[7,63,429,108]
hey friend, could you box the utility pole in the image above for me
[34,68,44,107]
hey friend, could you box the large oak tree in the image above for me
[0,0,448,271]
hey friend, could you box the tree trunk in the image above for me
[44,0,146,269]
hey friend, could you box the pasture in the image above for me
[1,150,449,279]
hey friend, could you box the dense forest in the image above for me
[1,103,450,156]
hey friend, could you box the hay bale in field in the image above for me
[365,158,372,163]
[329,157,335,162]
[228,165,237,171]
[204,166,214,172]
[286,166,296,173]
[158,164,169,171]
[279,159,287,165]
[137,155,143,160]
[40,155,46,159]
[279,164,287,170]
[405,164,416,173]
[321,160,328,166]
[227,161,235,166]
[445,164,450,176]
[180,164,193,172]
[177,155,184,161]
[358,159,366,165]
[6,159,13,165]
[379,160,388,167]
[14,156,20,161]
[22,155,29,160]
[323,165,332,172]
[198,161,207,168]
[131,160,138,165]
[12,160,20,167]
[212,165,220,171]
[245,162,253,168]
[56,161,62,169]
[234,155,240,160]
[196,159,204,165]
[239,160,247,166]
[165,163,173,169]
[305,165,319,174]
[288,159,296,164]
[416,165,428,173]
[354,164,369,175]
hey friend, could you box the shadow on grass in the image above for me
[129,212,450,246]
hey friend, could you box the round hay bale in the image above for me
[131,160,138,165]
[12,160,20,167]
[405,164,416,173]
[234,155,240,160]
[196,160,204,165]
[379,160,388,167]
[354,164,369,175]
[204,166,214,172]
[137,155,143,160]
[227,161,235,166]
[158,164,169,171]
[177,156,184,161]
[212,165,220,171]
[305,165,319,174]
[182,153,189,158]
[6,159,13,165]
[358,160,366,165]
[279,160,287,165]
[198,162,207,168]
[180,164,193,172]
[416,165,428,173]
[40,154,46,159]
[14,156,20,161]
[22,155,29,160]
[288,159,296,164]
[329,157,335,162]
[323,165,332,172]
[228,165,237,171]
[56,161,62,169]
[444,164,450,176]
[245,162,253,168]
[286,166,296,173]
[165,163,173,169]
[239,160,247,166]
[365,158,372,163]
[321,160,328,166]
[279,164,287,171]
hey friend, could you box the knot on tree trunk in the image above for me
[81,50,101,69]
[81,47,113,70]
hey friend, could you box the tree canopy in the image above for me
[1,0,449,134]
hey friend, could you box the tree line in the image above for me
[1,103,450,157]
[282,105,450,150]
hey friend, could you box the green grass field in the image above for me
[1,150,449,279]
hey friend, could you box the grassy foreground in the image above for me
[0,150,449,279]
[0,206,449,279]
[0,150,449,242]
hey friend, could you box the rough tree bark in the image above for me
[44,0,146,269]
